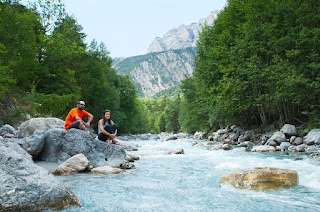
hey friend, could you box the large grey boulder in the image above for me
[279,141,291,151]
[0,141,80,211]
[21,129,46,159]
[266,131,287,145]
[280,124,297,138]
[304,129,320,145]
[39,128,128,168]
[17,117,64,138]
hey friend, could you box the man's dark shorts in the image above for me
[68,116,89,130]
[68,120,81,129]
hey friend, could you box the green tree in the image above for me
[28,0,66,33]
[188,0,320,131]
[0,44,15,97]
[0,1,42,124]
[116,75,142,133]
[0,1,40,92]
[80,40,120,129]
[179,76,211,133]
[164,95,180,133]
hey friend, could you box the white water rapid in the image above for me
[46,138,320,212]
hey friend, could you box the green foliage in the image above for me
[0,1,41,124]
[179,76,211,133]
[29,93,75,118]
[0,44,15,97]
[163,95,180,133]
[0,1,143,134]
[137,96,182,134]
[153,86,180,97]
[36,15,84,96]
[29,0,66,33]
[138,97,167,133]
[0,1,41,92]
[181,0,320,132]
[116,75,144,134]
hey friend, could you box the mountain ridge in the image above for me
[113,11,219,97]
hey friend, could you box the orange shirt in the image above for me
[64,108,90,129]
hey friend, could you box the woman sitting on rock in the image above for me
[98,110,120,145]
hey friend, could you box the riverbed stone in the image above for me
[0,141,80,211]
[280,142,291,151]
[238,131,253,143]
[167,148,185,154]
[288,144,307,152]
[0,124,16,137]
[280,124,297,138]
[266,131,287,145]
[222,144,232,150]
[251,145,276,152]
[91,166,125,174]
[220,167,298,190]
[165,135,178,141]
[125,150,140,162]
[304,129,320,145]
[17,117,64,138]
[292,137,303,146]
[194,131,207,139]
[21,129,46,159]
[52,153,89,175]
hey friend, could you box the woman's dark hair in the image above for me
[102,110,112,125]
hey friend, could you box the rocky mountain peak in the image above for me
[113,10,220,97]
[146,10,219,54]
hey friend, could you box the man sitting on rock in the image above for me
[64,101,94,135]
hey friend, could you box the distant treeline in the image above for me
[1,0,320,134]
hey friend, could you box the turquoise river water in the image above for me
[46,138,320,212]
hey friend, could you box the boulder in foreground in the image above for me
[0,141,80,211]
[220,167,298,190]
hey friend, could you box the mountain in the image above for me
[113,11,219,97]
[147,11,218,53]
[113,47,196,97]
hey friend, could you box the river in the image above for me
[45,137,320,212]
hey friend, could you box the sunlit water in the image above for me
[46,138,320,212]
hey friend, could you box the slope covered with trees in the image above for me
[0,0,144,133]
[180,0,320,132]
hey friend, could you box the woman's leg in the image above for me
[110,125,120,144]
[98,132,108,142]
[98,125,116,143]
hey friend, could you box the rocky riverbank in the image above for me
[0,118,136,211]
[118,123,320,159]
[1,118,319,210]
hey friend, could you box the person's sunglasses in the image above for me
[78,103,85,106]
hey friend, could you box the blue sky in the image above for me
[23,0,227,58]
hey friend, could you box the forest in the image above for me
[0,0,146,133]
[1,0,320,135]
[181,0,320,132]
